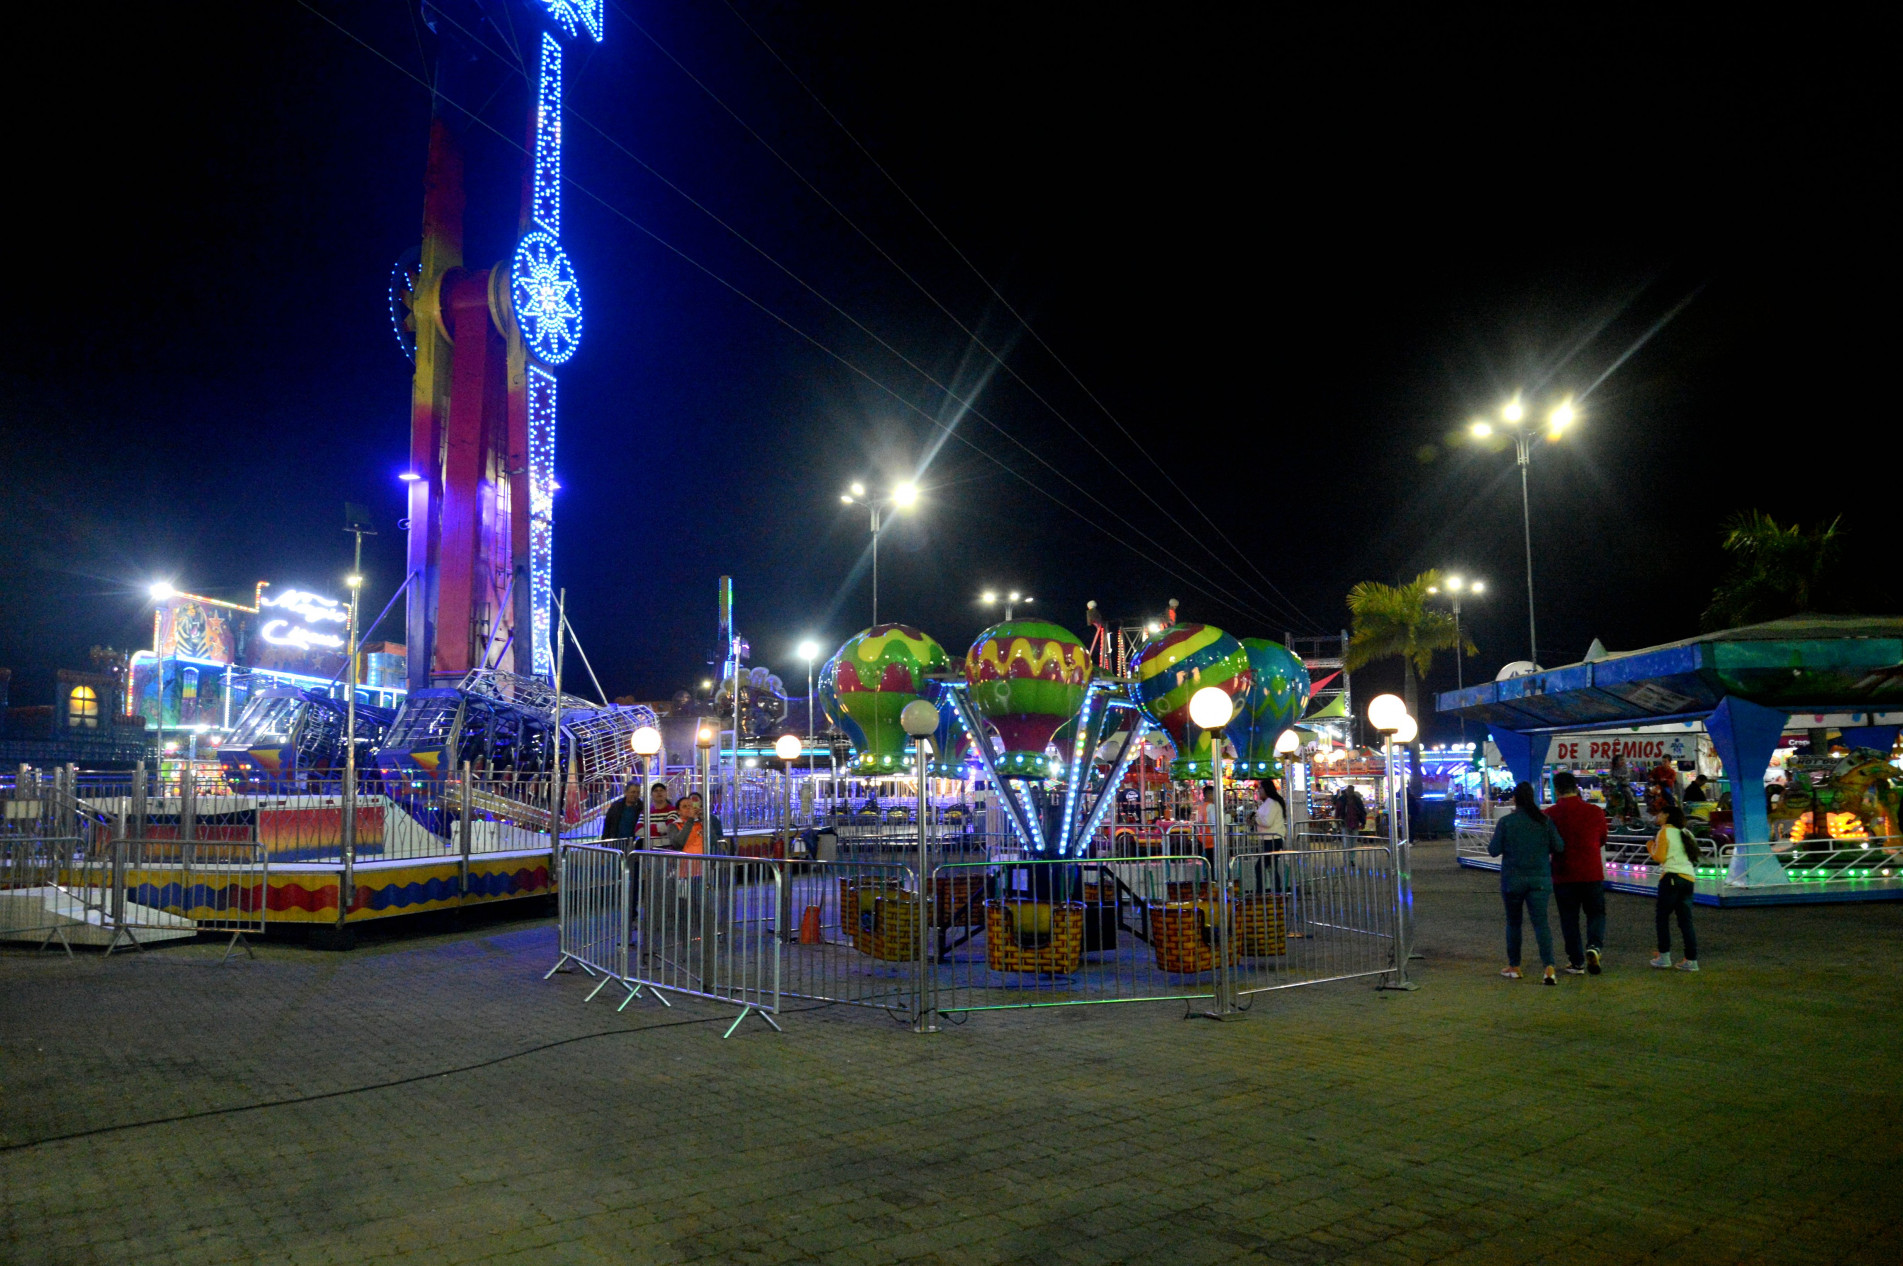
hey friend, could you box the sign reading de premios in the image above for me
[1549,732,1698,768]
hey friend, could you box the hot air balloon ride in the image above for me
[963,620,1093,779]
[1231,638,1311,776]
[1130,623,1253,779]
[827,625,950,775]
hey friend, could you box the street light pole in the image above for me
[869,500,882,626]
[1515,432,1537,668]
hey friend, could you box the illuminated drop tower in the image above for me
[392,0,599,689]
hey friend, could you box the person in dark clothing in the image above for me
[1683,775,1711,805]
[1546,769,1609,975]
[1486,780,1565,984]
[602,782,645,845]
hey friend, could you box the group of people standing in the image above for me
[1487,769,1702,984]
[600,781,726,856]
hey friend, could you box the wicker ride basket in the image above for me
[1148,900,1232,974]
[838,878,920,962]
[931,873,987,930]
[984,899,1086,974]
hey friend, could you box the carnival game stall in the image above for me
[1440,615,1903,907]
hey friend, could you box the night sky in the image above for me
[3,5,1893,735]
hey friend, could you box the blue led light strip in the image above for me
[537,0,602,42]
[531,33,562,235]
[527,366,558,676]
[1009,780,1047,854]
[942,684,1039,846]
[1058,686,1100,855]
[1076,715,1151,850]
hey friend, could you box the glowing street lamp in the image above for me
[1471,392,1581,666]
[840,480,923,625]
[979,589,1035,621]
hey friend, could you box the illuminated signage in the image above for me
[259,620,345,652]
[256,587,348,655]
[258,589,347,626]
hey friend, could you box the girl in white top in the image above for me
[1254,778,1288,840]
[1647,805,1700,970]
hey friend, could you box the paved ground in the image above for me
[3,843,1900,1265]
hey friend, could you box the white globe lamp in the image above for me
[773,734,803,761]
[1391,714,1419,745]
[631,725,662,757]
[1188,686,1235,731]
[1367,693,1408,733]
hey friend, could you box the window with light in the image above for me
[69,685,100,728]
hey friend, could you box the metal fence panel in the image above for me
[777,858,922,1013]
[104,838,266,959]
[0,837,93,955]
[546,843,639,1008]
[626,850,783,1037]
[1227,844,1405,996]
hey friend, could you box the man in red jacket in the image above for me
[1546,769,1610,974]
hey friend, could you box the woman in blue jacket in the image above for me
[1487,781,1566,984]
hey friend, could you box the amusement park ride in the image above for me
[224,0,629,791]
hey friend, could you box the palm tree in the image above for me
[1344,570,1477,751]
[1701,511,1848,630]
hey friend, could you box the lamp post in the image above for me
[1274,727,1303,842]
[632,724,662,846]
[979,590,1035,622]
[1426,574,1485,746]
[1367,693,1419,987]
[1471,396,1575,668]
[900,698,940,1032]
[797,640,820,752]
[840,481,919,626]
[147,581,177,787]
[1188,686,1237,1017]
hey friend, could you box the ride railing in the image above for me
[1726,836,1903,884]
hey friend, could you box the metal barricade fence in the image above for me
[545,843,642,1009]
[0,836,93,955]
[778,857,921,1013]
[931,855,1220,1013]
[101,838,267,960]
[1227,844,1406,996]
[626,850,783,1037]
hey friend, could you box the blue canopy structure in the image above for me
[1436,615,1903,882]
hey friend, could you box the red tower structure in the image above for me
[393,0,595,690]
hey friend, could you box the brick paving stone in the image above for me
[2,843,1901,1263]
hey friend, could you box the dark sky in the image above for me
[2,4,1893,736]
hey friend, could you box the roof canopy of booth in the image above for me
[1434,615,1903,866]
[1435,614,1903,733]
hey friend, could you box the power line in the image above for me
[289,0,1288,629]
[416,0,1296,630]
[612,1,1315,632]
[717,0,1325,636]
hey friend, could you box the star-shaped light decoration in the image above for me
[511,231,583,366]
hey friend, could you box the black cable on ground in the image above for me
[0,1001,836,1155]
